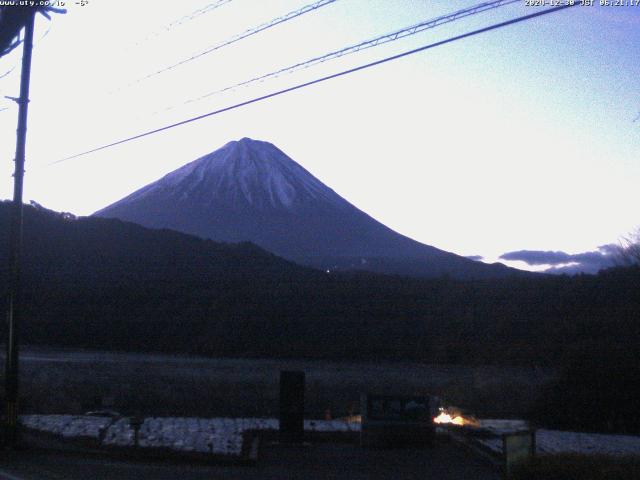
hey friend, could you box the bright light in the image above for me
[433,411,466,426]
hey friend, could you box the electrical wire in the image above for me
[127,0,337,87]
[0,5,62,57]
[0,63,18,80]
[0,21,53,112]
[52,4,577,165]
[168,0,520,111]
[163,0,234,30]
[135,0,235,46]
[1,19,52,72]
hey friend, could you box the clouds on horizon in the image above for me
[500,244,619,275]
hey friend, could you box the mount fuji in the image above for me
[94,138,519,279]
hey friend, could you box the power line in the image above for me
[162,0,234,30]
[0,20,54,113]
[0,21,52,82]
[135,0,235,46]
[52,4,577,165]
[126,0,337,88]
[171,0,520,110]
[0,4,64,57]
[0,63,18,80]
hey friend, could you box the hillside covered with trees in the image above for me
[2,202,639,434]
[0,201,638,367]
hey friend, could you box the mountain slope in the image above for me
[95,137,520,279]
[1,201,637,365]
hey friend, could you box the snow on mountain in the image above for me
[119,138,342,211]
[95,138,521,279]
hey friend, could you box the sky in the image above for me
[0,0,639,273]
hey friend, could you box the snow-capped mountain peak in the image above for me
[138,137,340,210]
[95,138,521,279]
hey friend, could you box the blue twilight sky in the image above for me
[0,0,639,272]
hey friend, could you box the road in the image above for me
[0,440,499,480]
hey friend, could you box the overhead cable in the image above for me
[129,0,337,87]
[52,4,577,165]
[135,0,235,45]
[177,0,520,108]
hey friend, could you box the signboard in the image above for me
[503,430,536,477]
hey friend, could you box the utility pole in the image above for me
[4,7,36,447]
